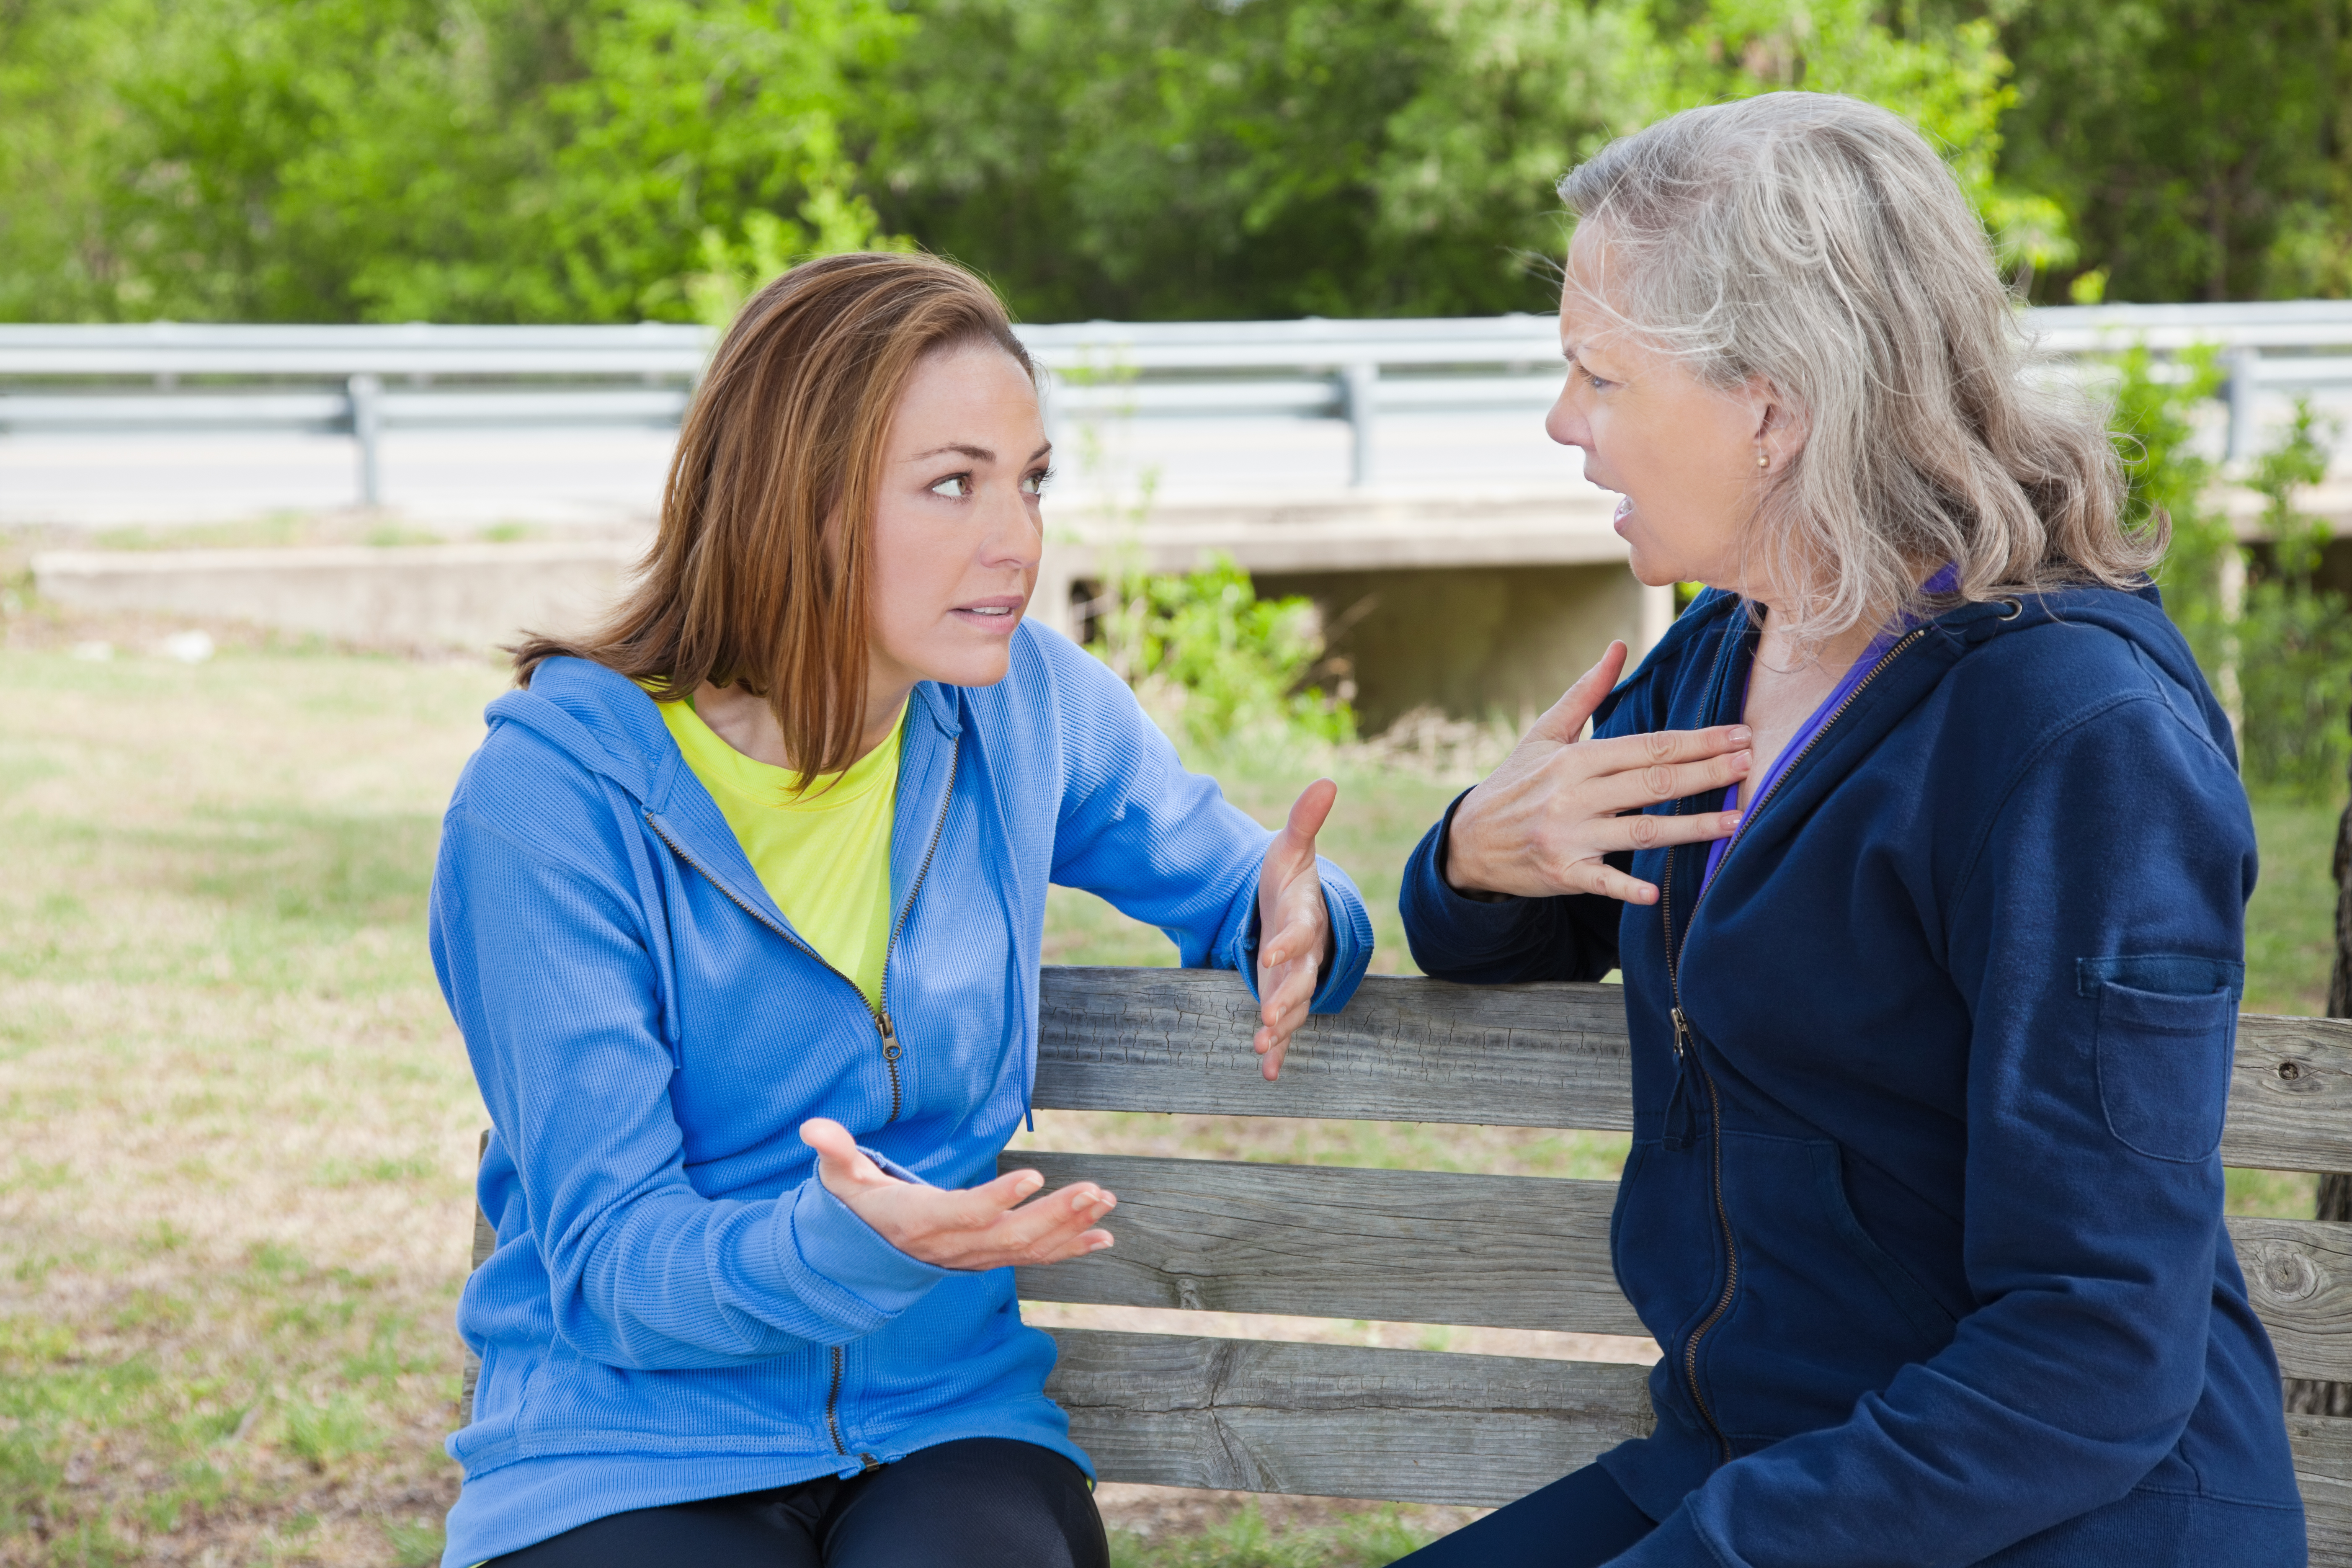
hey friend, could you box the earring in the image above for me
[1755,447,1769,469]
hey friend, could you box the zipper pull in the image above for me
[1663,1008,1699,1153]
[877,1010,903,1062]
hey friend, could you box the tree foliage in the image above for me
[3,1,2348,319]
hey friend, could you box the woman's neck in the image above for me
[691,678,914,772]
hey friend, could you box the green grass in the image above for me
[1112,1501,1434,1567]
[2246,797,2340,1017]
[0,640,2340,1565]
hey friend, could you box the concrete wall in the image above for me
[32,536,1665,735]
[1256,563,1654,733]
[33,541,640,653]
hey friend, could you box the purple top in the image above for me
[1699,565,1959,894]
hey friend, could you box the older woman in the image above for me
[1396,95,2302,1566]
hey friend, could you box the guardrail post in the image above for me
[1341,362,1378,487]
[348,373,383,507]
[2226,346,2261,463]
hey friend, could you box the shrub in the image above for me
[1088,554,1355,754]
[2110,349,2351,799]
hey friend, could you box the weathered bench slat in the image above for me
[2292,1413,2352,1561]
[1042,1328,1655,1508]
[1005,1152,1644,1335]
[2235,1219,2352,1385]
[2226,1016,2352,1174]
[1036,970,1635,1131]
[1011,1151,2352,1382]
[1034,969,2352,1173]
[1047,1324,2352,1543]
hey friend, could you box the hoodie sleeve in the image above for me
[433,773,946,1372]
[1035,632,1372,1014]
[1612,688,2259,1568]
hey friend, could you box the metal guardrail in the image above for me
[5,303,2350,505]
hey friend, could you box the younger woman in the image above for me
[430,252,1372,1567]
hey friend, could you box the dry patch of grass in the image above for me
[1,643,505,1566]
[0,617,2338,1568]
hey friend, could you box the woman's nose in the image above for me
[982,491,1044,570]
[1545,388,1591,451]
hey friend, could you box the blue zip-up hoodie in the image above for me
[1401,585,2304,1567]
[428,621,1372,1567]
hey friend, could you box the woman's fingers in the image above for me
[1573,723,1751,783]
[1593,808,1743,856]
[1577,746,1751,817]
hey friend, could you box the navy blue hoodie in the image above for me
[1401,585,2304,1566]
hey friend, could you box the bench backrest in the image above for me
[462,967,2352,1558]
[1015,968,2352,1558]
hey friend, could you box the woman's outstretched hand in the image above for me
[1445,640,1751,905]
[1253,777,1338,1082]
[800,1118,1114,1271]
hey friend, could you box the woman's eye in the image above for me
[929,474,972,500]
[1021,468,1052,497]
[1585,371,1615,392]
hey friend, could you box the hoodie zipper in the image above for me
[823,1345,879,1471]
[640,734,956,1125]
[1658,621,1927,1462]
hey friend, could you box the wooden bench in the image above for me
[467,966,2352,1558]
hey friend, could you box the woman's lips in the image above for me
[950,603,1024,633]
[1612,495,1633,534]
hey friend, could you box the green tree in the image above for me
[0,0,905,323]
[1657,0,2072,278]
[1991,0,2350,302]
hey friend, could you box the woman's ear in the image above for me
[1746,379,1810,472]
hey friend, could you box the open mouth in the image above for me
[951,598,1025,628]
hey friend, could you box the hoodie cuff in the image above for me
[1405,791,1547,946]
[1309,859,1373,1013]
[1235,856,1374,1014]
[1604,1505,1728,1568]
[774,1161,949,1338]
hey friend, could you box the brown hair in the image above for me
[513,251,1034,786]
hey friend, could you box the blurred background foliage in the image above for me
[7,0,2351,326]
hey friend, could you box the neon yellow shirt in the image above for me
[656,696,905,1011]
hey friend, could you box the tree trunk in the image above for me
[2283,729,2352,1416]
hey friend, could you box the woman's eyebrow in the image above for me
[908,441,995,464]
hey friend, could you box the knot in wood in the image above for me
[1176,1276,1204,1311]
[2275,1058,2320,1093]
[2255,1241,2322,1304]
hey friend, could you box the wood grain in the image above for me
[2292,1413,2352,1563]
[1035,968,1635,1130]
[2228,1016,2352,1174]
[2233,1219,2352,1384]
[1042,1328,1654,1507]
[1034,969,2352,1175]
[1005,1152,1644,1336]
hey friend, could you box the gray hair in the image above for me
[1557,93,2152,642]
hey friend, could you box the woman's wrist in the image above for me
[1438,792,1513,903]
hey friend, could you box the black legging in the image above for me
[485,1438,1109,1568]
[1393,1462,1656,1566]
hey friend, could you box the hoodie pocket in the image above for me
[2081,956,2242,1165]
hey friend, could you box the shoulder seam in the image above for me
[1943,690,2172,941]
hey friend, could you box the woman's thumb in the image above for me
[1529,640,1628,743]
